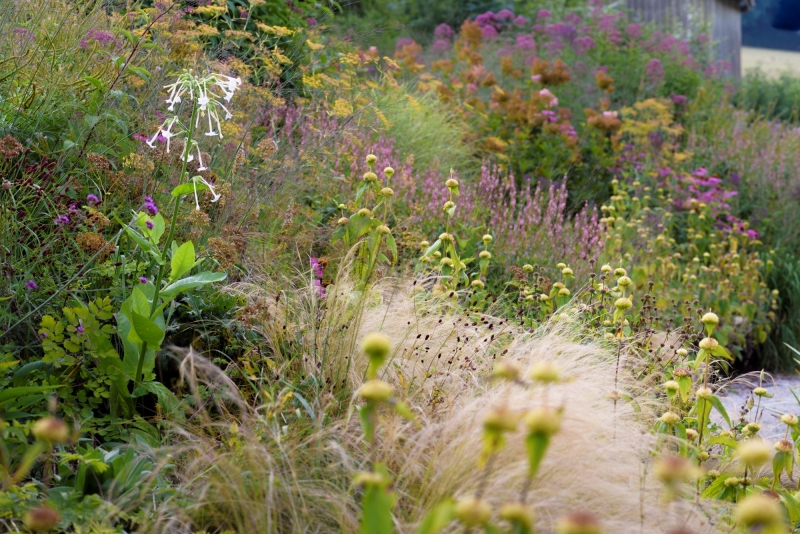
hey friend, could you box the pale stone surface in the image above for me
[742,46,800,77]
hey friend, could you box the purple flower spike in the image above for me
[146,220,154,230]
[25,279,38,291]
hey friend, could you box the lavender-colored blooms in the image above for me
[644,58,664,84]
[80,29,121,50]
[544,41,563,56]
[86,193,100,205]
[434,23,454,40]
[537,9,552,21]
[475,12,496,26]
[426,162,603,272]
[564,13,582,26]
[626,23,642,39]
[496,9,515,21]
[597,14,617,32]
[432,39,452,53]
[515,34,536,51]
[310,257,324,279]
[573,36,596,54]
[545,23,576,42]
[139,276,148,284]
[25,279,38,291]
[54,214,70,226]
[146,219,154,230]
[513,16,528,26]
[671,94,687,106]
[481,25,499,39]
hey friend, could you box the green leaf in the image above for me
[385,234,397,264]
[360,463,396,534]
[701,472,733,499]
[524,433,550,479]
[711,345,733,361]
[170,241,195,281]
[423,239,442,258]
[0,385,63,407]
[83,75,107,92]
[160,271,227,300]
[171,180,210,197]
[677,375,692,403]
[708,435,739,450]
[126,66,150,83]
[710,395,732,428]
[416,499,455,534]
[84,115,101,129]
[129,311,164,348]
[124,224,163,264]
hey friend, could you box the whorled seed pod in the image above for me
[32,416,69,444]
[556,511,602,534]
[24,507,61,532]
[454,496,491,527]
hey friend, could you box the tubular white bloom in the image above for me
[192,175,221,210]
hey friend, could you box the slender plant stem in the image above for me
[135,99,198,386]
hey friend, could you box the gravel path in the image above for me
[715,374,800,441]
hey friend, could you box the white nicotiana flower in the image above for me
[147,70,241,170]
[192,175,221,210]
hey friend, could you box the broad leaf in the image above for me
[129,311,164,347]
[170,241,195,281]
[160,271,226,300]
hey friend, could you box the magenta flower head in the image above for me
[25,279,38,291]
[146,219,154,230]
[310,257,324,279]
[86,193,100,206]
[54,215,70,226]
[139,276,148,284]
[143,196,158,216]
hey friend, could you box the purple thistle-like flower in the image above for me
[25,279,38,291]
[86,193,100,206]
[139,276,148,284]
[54,214,70,226]
[146,219,154,229]
[143,196,158,216]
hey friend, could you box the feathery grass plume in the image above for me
[203,261,724,533]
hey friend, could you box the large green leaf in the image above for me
[0,385,63,407]
[170,241,195,282]
[129,311,165,348]
[171,179,210,197]
[160,271,227,300]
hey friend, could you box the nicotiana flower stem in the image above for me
[135,99,199,387]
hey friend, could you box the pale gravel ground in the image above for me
[742,46,800,77]
[716,373,800,441]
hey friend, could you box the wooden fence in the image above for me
[626,0,744,78]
